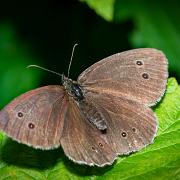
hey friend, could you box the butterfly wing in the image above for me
[0,85,67,149]
[60,98,116,166]
[78,48,168,106]
[84,93,157,155]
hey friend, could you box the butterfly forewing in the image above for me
[0,86,67,149]
[78,48,168,106]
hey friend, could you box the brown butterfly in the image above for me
[0,48,168,166]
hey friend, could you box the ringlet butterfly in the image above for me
[0,47,168,166]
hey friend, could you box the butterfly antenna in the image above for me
[67,43,78,78]
[27,65,63,77]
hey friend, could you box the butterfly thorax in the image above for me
[62,75,84,101]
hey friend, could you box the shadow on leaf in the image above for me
[0,137,115,176]
[0,138,62,170]
[62,154,116,177]
[0,138,115,176]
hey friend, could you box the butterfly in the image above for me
[0,48,168,166]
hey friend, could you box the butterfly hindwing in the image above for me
[60,98,116,166]
[84,93,157,155]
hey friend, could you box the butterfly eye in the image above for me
[17,112,23,118]
[142,73,149,79]
[121,132,127,137]
[91,146,96,151]
[28,123,35,129]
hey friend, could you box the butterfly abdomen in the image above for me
[78,100,107,131]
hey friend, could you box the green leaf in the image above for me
[0,78,179,179]
[155,78,180,135]
[80,0,115,21]
[0,166,45,180]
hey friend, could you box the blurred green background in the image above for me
[0,0,179,108]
